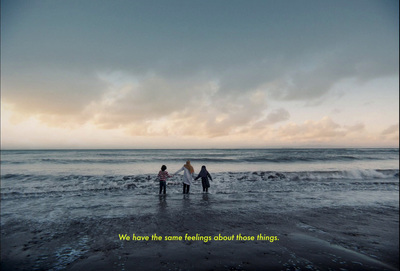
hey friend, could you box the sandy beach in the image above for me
[1,192,398,271]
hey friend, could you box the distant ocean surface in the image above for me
[1,148,399,223]
[1,148,399,175]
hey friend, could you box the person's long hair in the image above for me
[184,160,194,173]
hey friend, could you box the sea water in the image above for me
[1,148,399,224]
[1,148,398,175]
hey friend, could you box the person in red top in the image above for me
[158,165,172,194]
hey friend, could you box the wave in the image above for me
[1,169,398,199]
[2,169,398,181]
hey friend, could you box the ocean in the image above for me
[1,148,399,221]
[1,148,399,270]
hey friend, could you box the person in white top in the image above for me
[173,160,195,194]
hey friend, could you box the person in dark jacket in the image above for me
[195,165,212,193]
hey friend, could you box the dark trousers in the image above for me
[183,183,190,194]
[159,181,166,194]
[201,177,210,192]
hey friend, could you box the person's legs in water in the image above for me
[160,181,166,194]
[186,184,190,194]
[183,183,190,194]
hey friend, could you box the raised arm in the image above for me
[173,167,184,175]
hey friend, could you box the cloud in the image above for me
[251,108,290,129]
[1,1,398,148]
[263,46,398,103]
[2,67,271,138]
[3,0,398,114]
[345,123,365,133]
[2,69,105,127]
[67,72,268,138]
[3,62,396,146]
[264,108,290,125]
[276,117,363,142]
[382,123,399,135]
[381,123,399,141]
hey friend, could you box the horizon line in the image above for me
[1,147,399,151]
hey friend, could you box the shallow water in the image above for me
[1,149,398,225]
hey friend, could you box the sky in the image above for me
[1,0,399,149]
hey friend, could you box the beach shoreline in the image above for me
[1,149,398,270]
[1,194,398,271]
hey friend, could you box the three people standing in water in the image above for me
[158,160,212,194]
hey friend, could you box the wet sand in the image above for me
[1,194,399,270]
